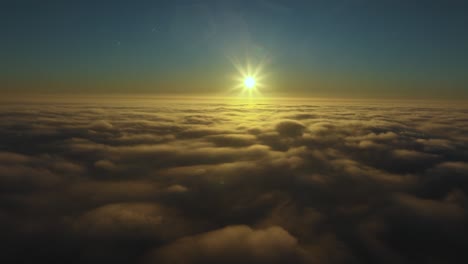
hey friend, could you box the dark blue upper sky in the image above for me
[1,0,468,98]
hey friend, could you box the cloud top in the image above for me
[0,99,467,263]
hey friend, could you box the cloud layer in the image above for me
[0,99,467,263]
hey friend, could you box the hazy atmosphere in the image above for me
[1,1,468,264]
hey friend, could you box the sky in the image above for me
[1,0,468,98]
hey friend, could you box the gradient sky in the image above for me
[1,0,468,98]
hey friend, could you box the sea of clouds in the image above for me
[0,98,467,263]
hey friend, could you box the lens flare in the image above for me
[244,77,256,89]
[228,56,270,97]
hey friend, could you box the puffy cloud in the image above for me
[205,134,257,147]
[74,203,190,241]
[94,159,118,171]
[0,99,467,263]
[275,120,306,137]
[416,138,455,151]
[435,161,468,173]
[145,225,307,264]
[89,120,114,130]
[360,191,468,263]
[392,149,439,161]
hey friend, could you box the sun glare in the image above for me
[244,77,256,89]
[229,56,269,97]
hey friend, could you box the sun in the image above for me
[244,76,256,89]
[229,56,269,97]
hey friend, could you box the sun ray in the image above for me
[228,55,269,98]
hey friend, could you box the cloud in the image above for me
[166,184,188,193]
[359,191,468,263]
[89,120,113,130]
[94,159,118,171]
[275,120,306,137]
[74,203,190,242]
[0,99,467,263]
[205,134,257,147]
[392,149,439,161]
[145,225,307,264]
[0,151,31,163]
[434,161,468,173]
